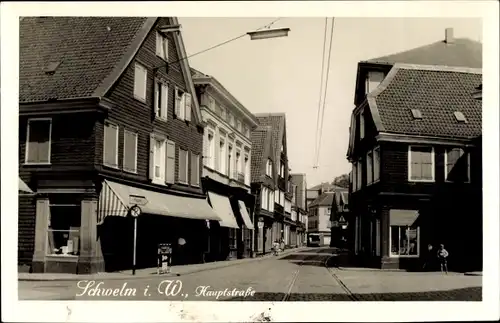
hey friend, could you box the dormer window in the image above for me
[365,71,385,95]
[454,111,467,123]
[411,109,422,120]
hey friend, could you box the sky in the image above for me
[179,17,482,188]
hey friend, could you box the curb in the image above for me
[19,247,308,282]
[464,272,482,276]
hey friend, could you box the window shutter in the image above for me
[156,32,162,57]
[154,81,160,117]
[149,134,155,180]
[161,83,168,118]
[185,93,192,122]
[174,87,180,118]
[166,140,176,184]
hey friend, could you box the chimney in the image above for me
[445,28,454,44]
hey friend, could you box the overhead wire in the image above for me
[168,18,282,66]
[313,18,329,171]
[314,17,336,168]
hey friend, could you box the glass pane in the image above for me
[408,228,418,255]
[390,226,399,255]
[411,162,421,179]
[422,163,433,180]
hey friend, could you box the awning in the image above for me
[389,209,419,226]
[98,180,222,224]
[238,200,254,230]
[208,191,239,229]
[18,177,33,194]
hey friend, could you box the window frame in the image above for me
[103,121,119,169]
[444,147,470,183]
[366,150,373,185]
[123,129,138,174]
[373,146,381,183]
[45,204,81,257]
[408,145,435,182]
[133,62,148,102]
[359,111,365,140]
[154,79,169,121]
[152,136,166,184]
[155,31,169,61]
[389,225,420,258]
[178,148,189,184]
[25,117,52,165]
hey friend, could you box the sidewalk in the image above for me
[18,247,308,282]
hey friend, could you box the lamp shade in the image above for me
[247,28,290,40]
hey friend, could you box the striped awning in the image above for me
[18,177,34,194]
[97,180,222,225]
[97,180,129,225]
[238,200,254,230]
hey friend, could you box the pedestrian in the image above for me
[422,244,434,271]
[280,238,285,253]
[437,244,449,274]
[272,240,279,256]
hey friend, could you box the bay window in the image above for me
[408,146,435,182]
[445,147,470,182]
[26,118,52,164]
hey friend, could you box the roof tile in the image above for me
[20,17,148,102]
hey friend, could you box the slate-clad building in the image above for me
[18,17,221,274]
[346,28,482,271]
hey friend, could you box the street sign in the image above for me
[338,216,346,224]
[129,205,142,218]
[129,195,148,206]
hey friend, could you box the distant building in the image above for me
[307,192,335,246]
[290,173,308,246]
[346,28,482,271]
[330,188,352,249]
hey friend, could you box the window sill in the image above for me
[177,181,189,186]
[123,169,138,175]
[389,255,419,258]
[152,179,167,186]
[155,116,168,123]
[408,179,435,183]
[23,162,51,166]
[445,180,471,184]
[103,164,120,170]
[133,95,147,104]
[45,254,79,260]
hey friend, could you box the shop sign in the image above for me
[130,195,148,206]
[157,243,172,274]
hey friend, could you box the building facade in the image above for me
[191,68,258,260]
[346,29,482,271]
[18,17,222,274]
[290,173,308,245]
[329,188,352,249]
[250,113,292,254]
[307,192,334,246]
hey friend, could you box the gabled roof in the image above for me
[250,125,274,183]
[309,192,334,208]
[363,38,482,69]
[19,17,203,125]
[254,113,287,184]
[366,64,482,139]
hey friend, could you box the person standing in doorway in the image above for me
[437,244,449,274]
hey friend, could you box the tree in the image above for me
[332,173,349,188]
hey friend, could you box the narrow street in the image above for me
[19,247,481,301]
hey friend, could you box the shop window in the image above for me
[390,225,419,257]
[243,228,252,251]
[229,228,237,249]
[47,205,81,256]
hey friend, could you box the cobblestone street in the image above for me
[18,247,482,301]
